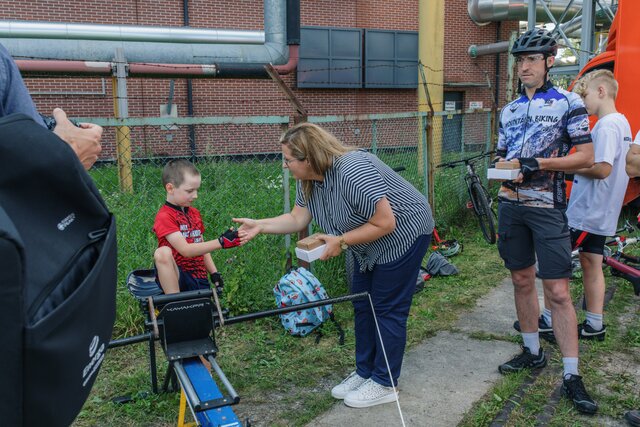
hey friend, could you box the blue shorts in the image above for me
[155,266,210,293]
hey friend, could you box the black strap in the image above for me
[329,313,345,346]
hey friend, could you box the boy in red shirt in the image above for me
[153,159,240,294]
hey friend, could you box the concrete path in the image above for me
[309,277,530,427]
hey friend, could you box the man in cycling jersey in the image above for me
[494,28,597,414]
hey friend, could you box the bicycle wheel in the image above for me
[469,181,497,244]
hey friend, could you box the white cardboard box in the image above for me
[295,244,327,262]
[487,168,520,181]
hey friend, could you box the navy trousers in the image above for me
[351,234,431,387]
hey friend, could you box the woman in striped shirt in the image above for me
[234,122,434,408]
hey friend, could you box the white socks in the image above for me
[522,332,540,355]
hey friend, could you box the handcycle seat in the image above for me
[127,269,163,300]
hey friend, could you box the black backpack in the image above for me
[0,114,117,426]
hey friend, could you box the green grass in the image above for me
[458,268,640,427]
[74,155,509,425]
[75,159,639,426]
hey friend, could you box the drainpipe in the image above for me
[494,22,501,108]
[183,0,196,162]
[273,0,300,75]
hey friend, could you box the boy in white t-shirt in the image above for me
[563,70,632,340]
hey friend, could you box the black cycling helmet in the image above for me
[511,28,558,57]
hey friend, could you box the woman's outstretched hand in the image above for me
[233,218,261,244]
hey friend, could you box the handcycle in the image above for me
[109,269,369,426]
[436,151,497,244]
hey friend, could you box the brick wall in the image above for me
[0,0,518,158]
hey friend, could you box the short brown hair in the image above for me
[162,159,200,187]
[573,69,618,99]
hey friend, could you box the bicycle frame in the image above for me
[436,151,496,244]
[464,164,485,214]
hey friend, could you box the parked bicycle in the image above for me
[436,152,496,244]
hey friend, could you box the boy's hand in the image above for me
[210,272,224,295]
[218,228,241,249]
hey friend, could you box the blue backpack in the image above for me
[274,267,344,343]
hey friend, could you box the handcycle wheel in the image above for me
[469,181,496,244]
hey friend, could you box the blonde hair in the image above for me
[162,159,200,187]
[280,122,354,200]
[573,69,618,99]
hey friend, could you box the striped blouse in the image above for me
[295,150,434,271]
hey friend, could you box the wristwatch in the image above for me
[339,236,349,250]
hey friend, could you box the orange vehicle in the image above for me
[566,0,640,205]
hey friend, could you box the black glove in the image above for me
[517,157,540,180]
[210,272,224,295]
[218,228,241,249]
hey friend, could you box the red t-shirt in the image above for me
[152,203,207,279]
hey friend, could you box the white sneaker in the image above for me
[343,378,398,408]
[331,371,368,399]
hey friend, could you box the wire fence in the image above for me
[429,109,497,230]
[85,109,495,334]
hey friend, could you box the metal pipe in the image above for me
[444,82,491,87]
[286,0,301,45]
[223,292,370,325]
[468,2,616,58]
[128,62,217,77]
[494,21,501,107]
[15,59,111,74]
[184,0,197,162]
[173,361,201,409]
[12,0,295,78]
[468,0,586,25]
[207,356,240,404]
[0,21,264,45]
[1,0,287,66]
[107,291,369,350]
[109,332,153,348]
[468,41,510,58]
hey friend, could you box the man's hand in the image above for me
[516,157,540,182]
[52,108,103,170]
[218,227,241,249]
[210,272,224,295]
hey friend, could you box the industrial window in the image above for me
[297,27,362,88]
[364,30,418,89]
